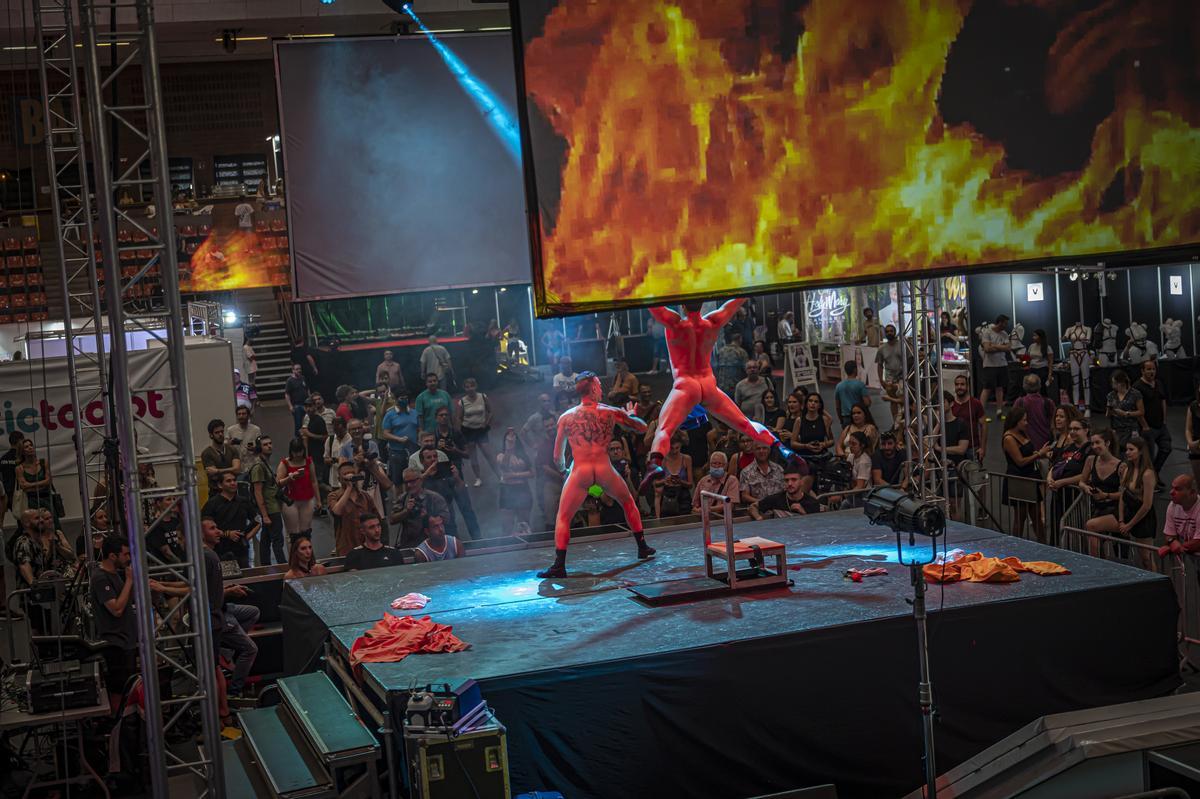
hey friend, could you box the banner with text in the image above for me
[0,347,174,491]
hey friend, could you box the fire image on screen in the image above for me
[276,34,531,300]
[514,0,1200,315]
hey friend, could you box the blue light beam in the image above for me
[403,6,522,165]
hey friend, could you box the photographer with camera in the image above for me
[416,447,480,539]
[390,467,450,549]
[328,451,392,555]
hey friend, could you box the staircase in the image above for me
[220,671,381,798]
[248,319,293,401]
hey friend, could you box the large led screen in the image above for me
[276,35,531,301]
[514,0,1200,316]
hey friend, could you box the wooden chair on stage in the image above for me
[700,490,788,591]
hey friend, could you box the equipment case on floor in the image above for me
[406,720,510,799]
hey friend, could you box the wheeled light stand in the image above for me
[864,485,946,799]
[898,527,941,799]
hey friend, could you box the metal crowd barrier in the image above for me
[813,485,876,510]
[1062,524,1199,670]
[962,469,1088,546]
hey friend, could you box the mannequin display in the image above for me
[1095,319,1120,367]
[1161,318,1187,359]
[1063,321,1093,413]
[1007,323,1027,360]
[1122,322,1158,364]
[974,322,990,361]
[952,307,969,342]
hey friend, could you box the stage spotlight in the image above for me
[1069,270,1079,281]
[471,288,479,294]
[499,287,506,292]
[389,0,521,164]
[862,486,945,537]
[222,310,238,325]
[320,0,335,4]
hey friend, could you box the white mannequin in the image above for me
[1063,321,1092,412]
[975,322,990,361]
[1161,318,1186,358]
[1008,323,1026,359]
[1122,322,1158,364]
[1096,318,1119,367]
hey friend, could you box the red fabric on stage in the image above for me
[349,613,470,667]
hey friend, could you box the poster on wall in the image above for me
[513,1,1200,316]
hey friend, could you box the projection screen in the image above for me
[512,0,1200,316]
[276,34,531,300]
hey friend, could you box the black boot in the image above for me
[537,548,568,578]
[633,531,655,559]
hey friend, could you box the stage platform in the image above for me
[281,511,1180,798]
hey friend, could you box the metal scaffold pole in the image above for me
[76,0,226,793]
[32,0,110,560]
[898,279,949,504]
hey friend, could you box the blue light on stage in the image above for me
[402,5,522,165]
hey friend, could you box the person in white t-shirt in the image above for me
[551,355,578,394]
[1161,475,1200,561]
[242,339,257,387]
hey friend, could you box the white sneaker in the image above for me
[473,478,482,487]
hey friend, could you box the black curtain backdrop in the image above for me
[1160,266,1194,351]
[1010,273,1060,353]
[1099,271,1131,352]
[1129,268,1161,340]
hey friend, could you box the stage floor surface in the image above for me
[283,511,1180,798]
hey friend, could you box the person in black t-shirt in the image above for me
[90,537,139,697]
[284,363,310,438]
[1134,359,1170,484]
[0,430,22,516]
[200,472,260,567]
[749,465,819,518]
[146,498,185,563]
[343,512,404,570]
[870,432,909,488]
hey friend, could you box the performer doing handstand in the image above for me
[640,299,787,492]
[538,372,655,578]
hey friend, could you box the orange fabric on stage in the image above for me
[923,552,1070,584]
[349,614,470,667]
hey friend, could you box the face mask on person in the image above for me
[709,467,726,479]
[886,333,896,342]
[396,397,409,409]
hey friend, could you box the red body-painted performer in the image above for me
[640,299,784,491]
[537,372,655,578]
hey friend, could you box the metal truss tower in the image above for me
[897,279,950,504]
[71,0,226,794]
[32,0,109,560]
